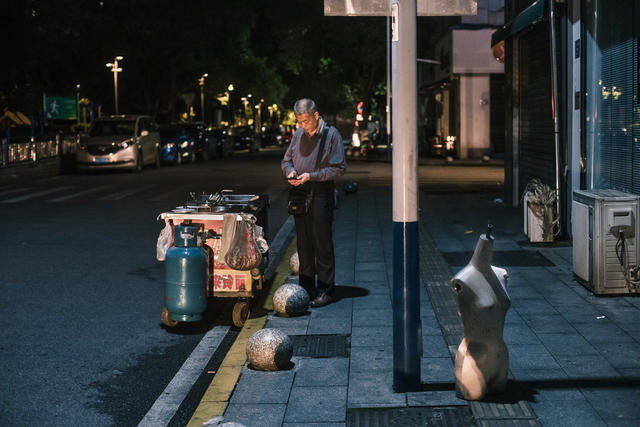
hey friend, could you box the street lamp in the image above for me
[226,84,235,126]
[198,73,208,124]
[105,56,123,115]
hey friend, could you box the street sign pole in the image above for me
[391,0,420,392]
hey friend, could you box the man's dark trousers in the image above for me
[294,181,335,298]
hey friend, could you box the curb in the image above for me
[187,237,298,426]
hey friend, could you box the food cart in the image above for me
[158,190,268,327]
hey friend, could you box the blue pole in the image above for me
[391,0,420,392]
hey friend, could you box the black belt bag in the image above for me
[287,127,329,216]
[287,186,313,215]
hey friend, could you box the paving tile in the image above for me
[420,357,455,384]
[347,375,407,408]
[531,400,606,427]
[421,334,450,358]
[511,298,558,315]
[591,341,640,368]
[521,313,576,334]
[580,386,640,423]
[353,295,390,309]
[406,390,467,406]
[510,368,569,381]
[293,358,349,387]
[510,348,562,370]
[537,333,599,356]
[229,368,295,404]
[352,308,392,326]
[555,355,620,379]
[350,346,391,371]
[351,326,392,347]
[284,386,347,423]
[528,386,586,401]
[283,424,345,427]
[503,325,543,345]
[573,321,636,344]
[223,403,286,427]
[307,318,352,335]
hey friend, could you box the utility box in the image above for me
[572,189,640,295]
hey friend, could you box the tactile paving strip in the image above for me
[289,334,350,358]
[418,220,542,426]
[347,406,473,427]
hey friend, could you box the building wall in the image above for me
[459,74,492,158]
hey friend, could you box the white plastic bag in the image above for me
[156,221,173,261]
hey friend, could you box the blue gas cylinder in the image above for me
[165,223,208,322]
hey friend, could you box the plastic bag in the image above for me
[219,214,239,261]
[156,221,173,261]
[253,225,269,253]
[224,214,262,270]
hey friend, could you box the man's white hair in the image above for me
[293,98,318,115]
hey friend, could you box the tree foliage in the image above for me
[2,0,387,122]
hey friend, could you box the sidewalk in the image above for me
[191,185,640,426]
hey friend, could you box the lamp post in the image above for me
[198,73,208,124]
[226,84,235,126]
[105,56,123,115]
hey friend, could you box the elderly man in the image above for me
[281,98,346,307]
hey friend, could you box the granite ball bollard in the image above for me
[246,328,293,371]
[272,283,310,317]
[289,251,299,275]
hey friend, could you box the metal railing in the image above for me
[1,134,77,167]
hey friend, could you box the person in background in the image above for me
[281,98,346,307]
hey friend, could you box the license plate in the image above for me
[94,157,110,164]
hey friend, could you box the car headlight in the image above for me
[165,142,175,149]
[180,141,189,148]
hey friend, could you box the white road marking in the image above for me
[48,185,111,202]
[137,326,230,427]
[97,185,154,201]
[136,215,293,427]
[0,187,32,197]
[0,186,71,203]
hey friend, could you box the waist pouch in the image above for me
[287,186,313,215]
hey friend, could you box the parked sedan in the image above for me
[260,125,286,147]
[182,122,216,161]
[231,126,260,152]
[209,128,235,158]
[159,125,195,164]
[76,115,160,172]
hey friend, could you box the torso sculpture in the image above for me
[450,226,510,400]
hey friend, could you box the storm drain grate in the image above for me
[441,250,555,267]
[289,334,349,358]
[347,406,473,427]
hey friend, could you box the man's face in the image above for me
[295,112,320,135]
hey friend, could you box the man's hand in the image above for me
[287,172,310,186]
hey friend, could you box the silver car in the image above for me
[76,115,161,172]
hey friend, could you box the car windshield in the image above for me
[89,121,136,137]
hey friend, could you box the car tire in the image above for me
[176,152,182,165]
[201,147,210,161]
[190,151,196,163]
[153,149,161,169]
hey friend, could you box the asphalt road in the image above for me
[0,146,504,426]
[0,147,294,426]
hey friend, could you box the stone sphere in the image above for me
[246,328,293,371]
[273,283,309,317]
[344,180,358,194]
[289,251,299,275]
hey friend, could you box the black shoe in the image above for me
[310,293,333,307]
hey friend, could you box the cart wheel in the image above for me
[162,306,178,327]
[232,301,250,327]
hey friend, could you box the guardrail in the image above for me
[1,135,77,167]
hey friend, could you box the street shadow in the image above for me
[247,361,295,371]
[332,285,370,302]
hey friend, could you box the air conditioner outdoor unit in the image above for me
[572,189,640,295]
